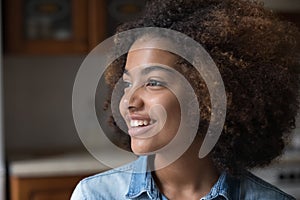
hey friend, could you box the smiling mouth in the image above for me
[127,119,158,137]
[129,119,155,127]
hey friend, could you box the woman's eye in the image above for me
[146,80,164,87]
[122,80,132,88]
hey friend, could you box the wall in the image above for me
[3,56,88,157]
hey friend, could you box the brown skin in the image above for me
[120,48,181,154]
[153,137,219,200]
[121,40,219,200]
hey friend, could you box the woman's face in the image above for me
[119,47,182,155]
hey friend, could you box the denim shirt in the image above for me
[71,156,295,200]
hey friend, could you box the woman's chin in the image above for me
[131,141,158,156]
[131,146,153,156]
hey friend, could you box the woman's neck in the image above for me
[152,138,219,200]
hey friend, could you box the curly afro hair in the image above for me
[104,0,300,174]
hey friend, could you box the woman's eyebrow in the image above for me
[123,66,175,76]
[141,65,175,75]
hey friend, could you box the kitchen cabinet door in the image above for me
[10,175,87,200]
[4,0,106,54]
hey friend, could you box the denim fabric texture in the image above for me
[71,156,295,200]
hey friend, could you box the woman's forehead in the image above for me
[125,48,178,71]
[129,35,177,53]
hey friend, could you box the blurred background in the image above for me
[0,0,299,199]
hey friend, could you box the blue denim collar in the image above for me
[126,156,159,199]
[201,171,239,200]
[125,156,238,200]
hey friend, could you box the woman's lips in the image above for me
[128,122,157,137]
[125,115,158,138]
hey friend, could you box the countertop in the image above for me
[9,150,137,178]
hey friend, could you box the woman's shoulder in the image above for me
[83,160,134,181]
[239,170,295,200]
[71,159,138,200]
[79,159,136,187]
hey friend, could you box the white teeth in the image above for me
[130,120,152,127]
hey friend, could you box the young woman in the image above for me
[72,0,299,199]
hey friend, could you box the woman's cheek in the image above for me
[119,96,127,119]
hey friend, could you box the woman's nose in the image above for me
[125,87,144,112]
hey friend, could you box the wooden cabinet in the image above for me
[10,174,88,200]
[4,0,106,54]
[8,152,112,200]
